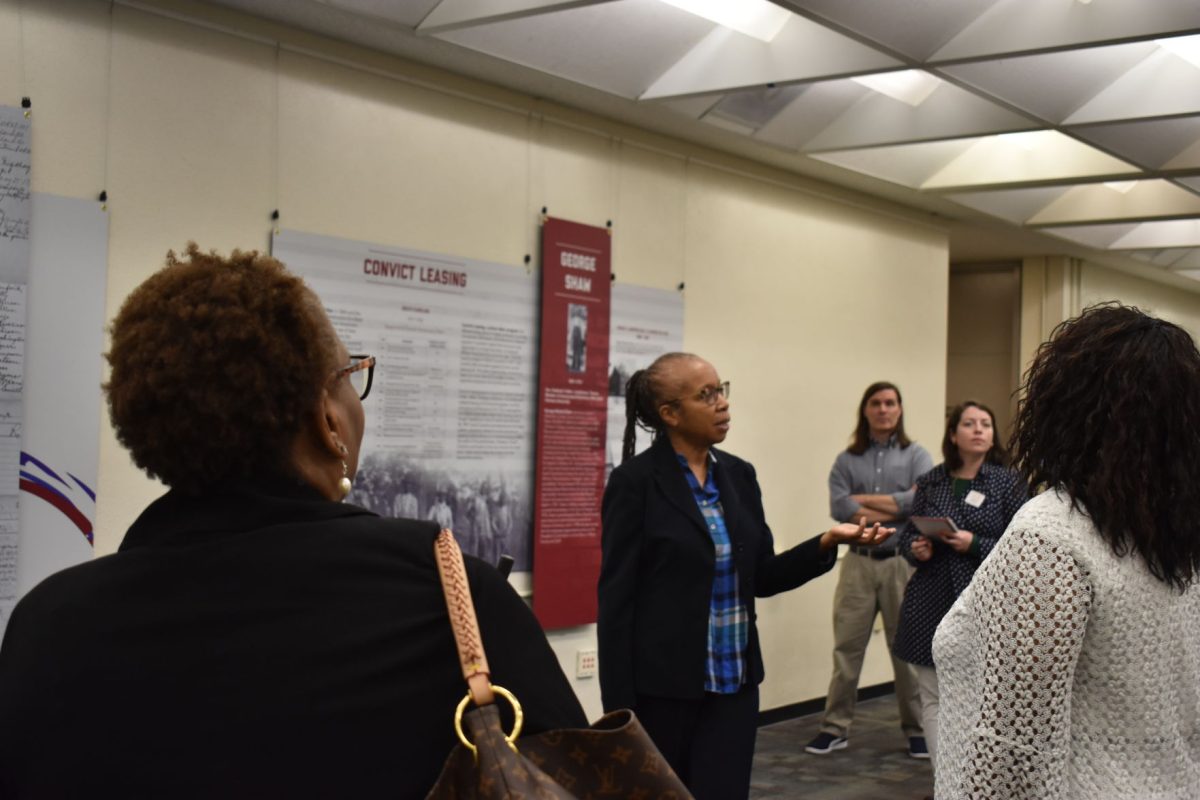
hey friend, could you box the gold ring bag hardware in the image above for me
[426,529,693,799]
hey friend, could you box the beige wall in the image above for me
[3,0,950,719]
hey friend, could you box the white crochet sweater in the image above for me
[933,490,1200,799]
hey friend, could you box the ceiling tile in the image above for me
[800,78,1032,151]
[1027,179,1200,224]
[1109,219,1200,248]
[1129,247,1200,268]
[1065,47,1200,124]
[435,0,714,99]
[1070,116,1200,169]
[941,43,1156,123]
[933,0,1200,62]
[921,131,1139,189]
[779,0,1001,61]
[1043,222,1143,249]
[754,80,868,149]
[946,186,1070,224]
[810,138,979,188]
[639,14,899,100]
[704,84,807,130]
[324,0,444,28]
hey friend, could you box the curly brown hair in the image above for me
[105,244,339,493]
[1011,302,1200,590]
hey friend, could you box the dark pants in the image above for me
[635,685,759,800]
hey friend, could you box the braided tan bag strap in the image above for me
[433,528,495,707]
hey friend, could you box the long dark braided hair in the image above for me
[621,352,697,463]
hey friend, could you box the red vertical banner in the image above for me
[532,217,612,629]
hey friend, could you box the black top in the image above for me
[0,482,585,799]
[598,437,837,711]
[892,462,1027,667]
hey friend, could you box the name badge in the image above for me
[964,490,986,508]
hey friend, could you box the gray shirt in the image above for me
[828,436,933,552]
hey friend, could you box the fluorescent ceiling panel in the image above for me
[921,131,1139,189]
[1070,117,1200,170]
[1050,219,1200,250]
[933,0,1200,61]
[639,14,898,99]
[1156,33,1200,69]
[801,78,1031,152]
[1042,223,1142,249]
[778,0,1000,61]
[326,0,443,27]
[1168,249,1200,269]
[1108,219,1200,249]
[1165,135,1200,170]
[1026,180,1200,225]
[417,0,613,34]
[436,0,714,99]
[941,43,1156,123]
[1065,47,1200,124]
[658,0,791,41]
[946,186,1072,224]
[1128,248,1200,269]
[850,70,942,107]
[810,138,979,189]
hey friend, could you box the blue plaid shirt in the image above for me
[677,453,749,694]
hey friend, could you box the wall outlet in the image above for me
[575,648,597,679]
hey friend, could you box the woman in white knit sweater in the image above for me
[933,303,1200,800]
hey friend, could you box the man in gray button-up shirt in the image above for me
[805,382,932,759]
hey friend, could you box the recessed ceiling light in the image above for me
[658,0,792,42]
[1157,34,1200,70]
[849,70,942,107]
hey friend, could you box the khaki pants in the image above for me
[818,551,923,738]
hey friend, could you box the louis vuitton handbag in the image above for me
[425,529,693,799]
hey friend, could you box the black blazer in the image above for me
[0,482,585,799]
[597,437,836,711]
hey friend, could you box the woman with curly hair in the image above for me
[933,303,1200,799]
[892,401,1026,767]
[0,245,585,798]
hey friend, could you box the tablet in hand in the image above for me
[911,515,958,542]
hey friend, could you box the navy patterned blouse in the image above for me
[892,462,1027,667]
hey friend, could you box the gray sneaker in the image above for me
[805,732,848,754]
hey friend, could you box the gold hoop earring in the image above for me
[338,444,352,499]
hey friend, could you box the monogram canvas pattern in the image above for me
[427,531,693,800]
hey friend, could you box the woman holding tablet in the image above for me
[892,401,1026,766]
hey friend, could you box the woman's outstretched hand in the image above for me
[819,518,896,552]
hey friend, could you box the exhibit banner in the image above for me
[273,230,539,574]
[532,217,611,629]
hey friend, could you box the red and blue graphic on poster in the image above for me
[532,217,611,629]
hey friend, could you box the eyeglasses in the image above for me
[666,380,730,407]
[332,354,375,400]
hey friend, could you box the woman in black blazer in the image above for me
[598,352,892,800]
